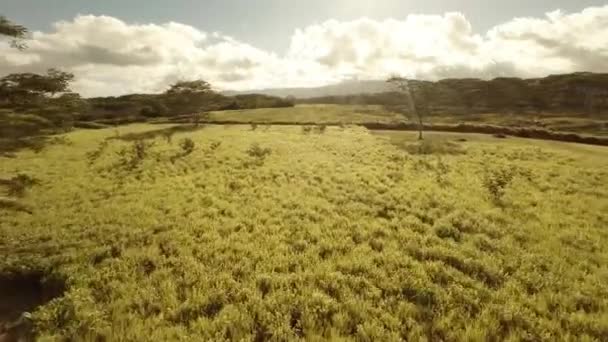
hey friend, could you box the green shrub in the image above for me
[116,139,154,170]
[179,138,195,156]
[209,141,221,151]
[139,106,158,118]
[1,174,40,197]
[162,130,174,144]
[246,143,271,159]
[482,166,515,204]
[86,139,110,166]
[404,139,465,155]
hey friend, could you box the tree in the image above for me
[40,92,88,128]
[0,15,28,50]
[165,80,212,95]
[162,79,223,115]
[462,88,481,112]
[0,69,74,106]
[387,76,429,140]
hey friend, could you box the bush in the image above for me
[482,166,515,204]
[302,126,313,134]
[116,139,154,170]
[209,141,221,151]
[179,138,195,156]
[86,139,110,166]
[139,106,157,118]
[1,174,40,197]
[246,143,271,159]
[403,139,465,155]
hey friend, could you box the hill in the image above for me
[223,79,392,98]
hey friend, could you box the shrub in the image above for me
[116,139,154,170]
[209,141,221,151]
[179,138,195,156]
[302,126,312,134]
[86,139,110,165]
[482,166,515,204]
[434,157,450,186]
[403,139,465,155]
[246,143,271,159]
[316,124,327,134]
[250,123,258,131]
[193,112,209,127]
[162,130,174,144]
[2,174,40,197]
[139,106,158,118]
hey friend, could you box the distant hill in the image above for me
[223,80,392,99]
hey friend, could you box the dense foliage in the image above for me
[1,124,607,341]
[299,73,608,115]
[0,15,28,49]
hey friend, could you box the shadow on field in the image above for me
[0,271,66,342]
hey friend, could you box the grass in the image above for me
[207,105,608,137]
[432,112,608,136]
[1,123,607,341]
[208,104,403,124]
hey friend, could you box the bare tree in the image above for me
[387,76,425,140]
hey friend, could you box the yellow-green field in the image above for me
[1,123,608,341]
[208,105,403,124]
[207,105,608,136]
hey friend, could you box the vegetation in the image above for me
[208,104,403,124]
[1,123,607,341]
[0,15,28,49]
[387,76,431,140]
[299,73,608,116]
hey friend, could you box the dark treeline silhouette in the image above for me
[298,73,608,116]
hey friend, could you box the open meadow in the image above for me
[1,122,608,341]
[207,105,608,137]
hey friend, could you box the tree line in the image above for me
[0,15,293,139]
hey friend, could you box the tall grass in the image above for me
[0,124,607,341]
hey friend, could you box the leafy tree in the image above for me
[0,15,28,49]
[0,69,74,106]
[165,80,212,95]
[387,76,429,140]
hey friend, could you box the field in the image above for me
[1,122,608,341]
[207,105,403,124]
[207,105,608,136]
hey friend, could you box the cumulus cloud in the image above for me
[2,6,608,96]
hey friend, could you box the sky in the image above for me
[2,0,608,96]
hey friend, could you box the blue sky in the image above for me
[3,0,607,54]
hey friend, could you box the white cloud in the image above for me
[2,6,608,96]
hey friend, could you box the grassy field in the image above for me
[208,105,404,124]
[1,123,608,341]
[208,105,608,136]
